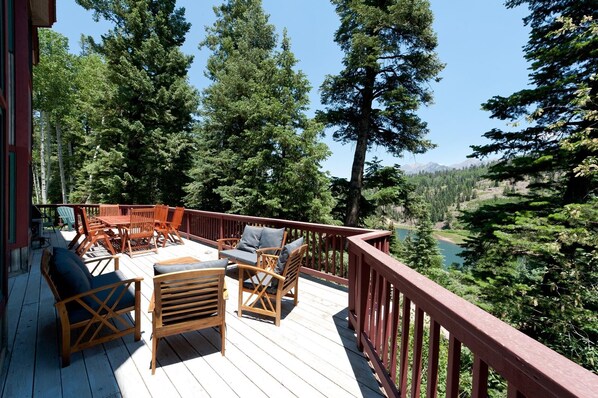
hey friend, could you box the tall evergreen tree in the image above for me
[77,0,199,204]
[319,0,443,226]
[186,0,333,222]
[462,1,597,371]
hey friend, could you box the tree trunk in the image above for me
[40,111,48,204]
[344,68,375,227]
[344,125,369,227]
[55,121,68,203]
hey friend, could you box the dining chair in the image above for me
[123,208,158,257]
[76,207,116,257]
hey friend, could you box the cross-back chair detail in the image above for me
[150,268,226,374]
[238,244,307,326]
[123,207,158,257]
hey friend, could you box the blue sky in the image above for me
[52,0,531,179]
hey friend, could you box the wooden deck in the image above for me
[0,230,385,397]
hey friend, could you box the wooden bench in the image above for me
[41,247,143,367]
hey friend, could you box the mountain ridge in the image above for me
[401,158,488,175]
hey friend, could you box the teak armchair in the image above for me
[238,242,307,326]
[150,268,226,374]
[41,247,142,367]
[218,225,287,267]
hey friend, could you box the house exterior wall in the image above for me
[0,0,56,372]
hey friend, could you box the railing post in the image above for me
[355,251,369,352]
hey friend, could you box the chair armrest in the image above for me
[217,238,241,251]
[84,255,120,274]
[57,276,143,306]
[237,264,284,282]
[255,246,283,255]
[256,253,279,270]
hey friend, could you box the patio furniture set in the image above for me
[58,204,185,258]
[40,224,307,373]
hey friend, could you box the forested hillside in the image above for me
[404,164,525,227]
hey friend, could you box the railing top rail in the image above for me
[185,208,379,236]
[348,233,598,398]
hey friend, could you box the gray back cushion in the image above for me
[50,248,92,299]
[53,247,93,282]
[275,237,304,275]
[154,258,228,276]
[236,226,263,253]
[259,227,285,249]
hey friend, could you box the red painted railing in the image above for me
[347,231,598,398]
[39,204,598,396]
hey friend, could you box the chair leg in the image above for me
[275,297,282,327]
[61,325,71,367]
[220,323,226,356]
[151,336,159,375]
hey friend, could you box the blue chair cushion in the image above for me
[219,249,258,266]
[69,270,136,324]
[236,226,262,253]
[50,248,92,300]
[275,237,304,275]
[153,258,228,276]
[259,227,285,249]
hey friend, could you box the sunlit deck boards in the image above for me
[1,230,385,397]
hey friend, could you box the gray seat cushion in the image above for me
[219,249,258,266]
[259,227,285,249]
[153,258,228,276]
[236,226,263,253]
[275,237,304,275]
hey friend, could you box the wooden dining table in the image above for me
[96,215,131,253]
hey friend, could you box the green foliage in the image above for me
[405,165,490,224]
[186,0,334,223]
[76,0,199,205]
[319,0,443,226]
[331,159,413,226]
[463,1,598,371]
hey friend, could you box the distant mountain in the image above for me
[401,158,488,175]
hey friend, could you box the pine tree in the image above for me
[186,0,333,222]
[319,0,443,226]
[77,0,199,204]
[462,1,597,371]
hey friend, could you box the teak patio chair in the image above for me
[238,241,307,326]
[99,204,120,217]
[41,247,142,367]
[164,206,185,246]
[76,207,116,257]
[150,268,226,374]
[123,207,158,257]
[153,205,170,247]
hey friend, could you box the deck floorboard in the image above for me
[0,229,385,398]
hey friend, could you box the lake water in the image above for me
[396,228,464,268]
